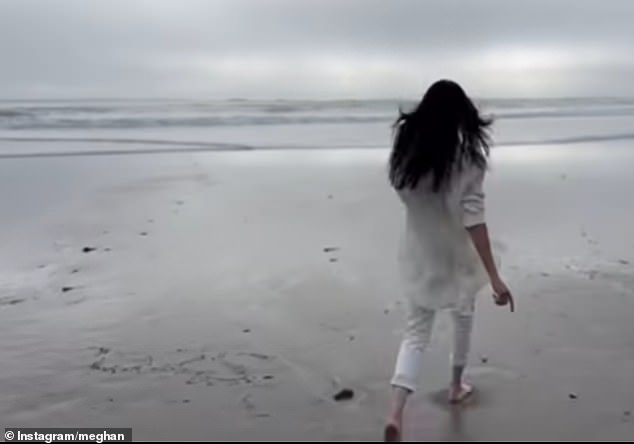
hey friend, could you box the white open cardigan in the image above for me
[396,162,491,313]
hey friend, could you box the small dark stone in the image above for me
[480,356,489,364]
[37,264,47,269]
[618,259,630,265]
[90,361,102,371]
[569,392,578,400]
[71,269,79,274]
[62,286,75,293]
[349,335,355,341]
[323,247,339,253]
[263,375,274,380]
[8,299,25,305]
[82,247,97,253]
[329,258,338,263]
[540,272,550,277]
[108,398,114,402]
[243,329,251,333]
[140,232,148,236]
[333,388,354,402]
[182,399,191,404]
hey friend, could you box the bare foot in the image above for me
[384,419,401,442]
[448,383,475,404]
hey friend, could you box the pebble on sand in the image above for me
[7,299,25,305]
[62,286,75,293]
[569,392,578,400]
[82,247,97,253]
[243,329,251,333]
[140,232,148,236]
[333,388,354,402]
[323,247,340,253]
[480,356,489,364]
[618,259,630,265]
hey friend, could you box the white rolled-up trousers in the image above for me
[391,302,474,392]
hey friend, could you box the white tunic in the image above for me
[396,162,490,313]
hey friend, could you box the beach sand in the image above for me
[1,142,633,440]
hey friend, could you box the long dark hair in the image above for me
[389,79,492,192]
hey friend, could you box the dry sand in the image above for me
[1,143,633,440]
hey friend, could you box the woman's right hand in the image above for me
[491,277,514,312]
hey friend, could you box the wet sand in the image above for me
[1,143,633,440]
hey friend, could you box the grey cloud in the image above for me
[1,0,633,98]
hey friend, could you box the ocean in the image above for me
[1,97,634,157]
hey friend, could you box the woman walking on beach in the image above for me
[384,80,513,442]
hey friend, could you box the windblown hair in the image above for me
[389,79,492,192]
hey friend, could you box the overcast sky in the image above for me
[1,0,633,99]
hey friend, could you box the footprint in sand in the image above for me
[0,297,26,306]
